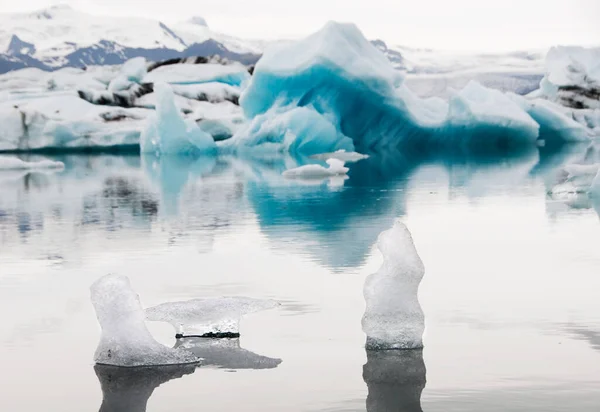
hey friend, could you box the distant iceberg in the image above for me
[140,83,217,155]
[233,22,544,154]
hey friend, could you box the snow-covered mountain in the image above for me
[0,5,263,73]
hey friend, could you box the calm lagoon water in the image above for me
[0,145,599,411]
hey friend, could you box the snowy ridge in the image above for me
[0,5,262,73]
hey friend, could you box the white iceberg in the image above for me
[0,156,64,170]
[362,221,426,350]
[140,83,217,155]
[538,46,600,110]
[90,274,199,367]
[144,63,250,87]
[0,94,149,152]
[145,297,280,338]
[282,158,349,179]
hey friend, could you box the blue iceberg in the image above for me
[232,22,542,155]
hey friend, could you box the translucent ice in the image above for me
[362,221,425,350]
[175,338,282,370]
[146,297,280,337]
[282,158,349,179]
[140,83,217,155]
[90,274,199,367]
[0,156,64,170]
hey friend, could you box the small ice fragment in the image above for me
[90,274,199,367]
[311,150,369,163]
[175,338,282,370]
[282,158,349,179]
[145,297,280,338]
[362,221,426,350]
[0,156,64,171]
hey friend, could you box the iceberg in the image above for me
[140,83,217,155]
[174,338,282,370]
[362,221,425,350]
[282,158,349,179]
[235,22,541,155]
[95,363,196,412]
[510,95,591,143]
[0,95,148,152]
[145,297,280,338]
[144,62,250,87]
[0,156,64,170]
[108,57,148,92]
[538,46,600,110]
[90,274,199,367]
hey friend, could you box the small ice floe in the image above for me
[311,150,369,163]
[362,221,426,350]
[282,158,349,180]
[0,156,64,171]
[90,274,199,367]
[175,338,282,370]
[145,297,280,338]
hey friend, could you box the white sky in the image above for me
[5,0,600,51]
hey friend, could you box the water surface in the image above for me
[0,146,599,411]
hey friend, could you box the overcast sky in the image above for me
[6,0,600,51]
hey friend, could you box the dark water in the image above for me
[0,145,599,411]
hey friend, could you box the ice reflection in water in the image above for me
[363,349,426,412]
[95,364,196,412]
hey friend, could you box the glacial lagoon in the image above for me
[0,146,599,411]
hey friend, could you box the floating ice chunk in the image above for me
[95,363,196,412]
[241,22,540,153]
[144,63,250,86]
[145,297,280,338]
[175,338,282,370]
[363,349,426,412]
[108,58,148,92]
[362,221,425,350]
[140,83,217,155]
[0,156,64,170]
[282,158,349,179]
[90,274,199,367]
[510,94,591,143]
[539,46,600,110]
[311,150,369,163]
